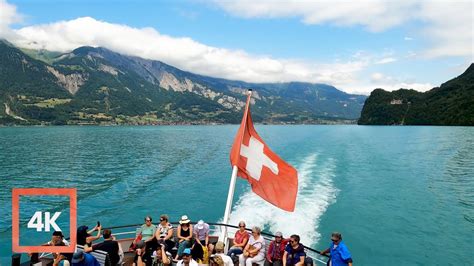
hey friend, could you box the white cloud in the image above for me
[418,1,473,58]
[0,0,22,36]
[404,36,413,41]
[361,72,433,93]
[213,0,473,59]
[213,0,416,32]
[8,17,372,91]
[0,0,451,96]
[375,57,397,64]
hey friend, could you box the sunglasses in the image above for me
[331,239,338,242]
[239,225,245,228]
[290,240,296,243]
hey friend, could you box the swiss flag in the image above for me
[230,92,298,212]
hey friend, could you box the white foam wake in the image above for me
[224,153,338,246]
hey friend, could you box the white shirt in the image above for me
[248,235,265,257]
[176,259,199,266]
[217,254,233,266]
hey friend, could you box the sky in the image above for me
[0,0,472,95]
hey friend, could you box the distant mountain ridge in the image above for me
[358,64,474,126]
[0,40,366,125]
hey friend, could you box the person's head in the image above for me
[182,248,192,263]
[274,231,283,243]
[160,214,169,224]
[144,216,153,226]
[77,225,89,245]
[196,220,205,230]
[210,255,224,266]
[155,244,164,260]
[238,221,246,231]
[331,232,342,244]
[251,226,261,238]
[179,215,191,227]
[289,234,300,247]
[52,231,64,244]
[102,229,112,239]
[71,250,85,263]
[215,241,225,253]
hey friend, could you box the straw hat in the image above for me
[179,215,190,224]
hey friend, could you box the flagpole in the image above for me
[220,89,252,247]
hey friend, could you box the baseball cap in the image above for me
[71,250,84,263]
[183,248,192,255]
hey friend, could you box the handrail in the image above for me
[88,222,330,258]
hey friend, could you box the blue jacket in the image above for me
[329,241,352,266]
[72,253,100,266]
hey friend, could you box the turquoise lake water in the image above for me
[0,125,472,265]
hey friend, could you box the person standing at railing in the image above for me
[265,232,288,266]
[84,229,122,266]
[319,232,353,266]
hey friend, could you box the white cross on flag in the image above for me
[230,92,298,212]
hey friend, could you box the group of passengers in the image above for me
[132,216,312,266]
[32,214,353,266]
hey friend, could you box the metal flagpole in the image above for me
[219,90,252,248]
[220,165,239,245]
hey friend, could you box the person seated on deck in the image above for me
[139,216,158,243]
[209,255,225,266]
[176,215,193,260]
[214,241,233,266]
[47,231,70,246]
[239,226,266,266]
[265,231,288,266]
[77,225,102,247]
[193,220,210,248]
[134,241,152,266]
[227,221,249,257]
[190,239,206,264]
[176,248,198,266]
[282,235,305,266]
[51,238,71,266]
[152,241,171,266]
[155,214,175,252]
[84,228,123,266]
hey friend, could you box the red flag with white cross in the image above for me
[230,91,298,212]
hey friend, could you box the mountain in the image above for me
[358,64,474,126]
[0,40,366,125]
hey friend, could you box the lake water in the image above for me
[0,125,472,265]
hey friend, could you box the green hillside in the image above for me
[0,40,366,125]
[358,64,474,126]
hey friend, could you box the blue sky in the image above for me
[1,0,472,94]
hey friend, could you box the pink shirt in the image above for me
[234,230,249,245]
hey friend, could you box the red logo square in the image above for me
[12,188,77,253]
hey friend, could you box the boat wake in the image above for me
[225,153,339,246]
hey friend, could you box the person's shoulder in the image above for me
[339,241,350,251]
[85,252,98,261]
